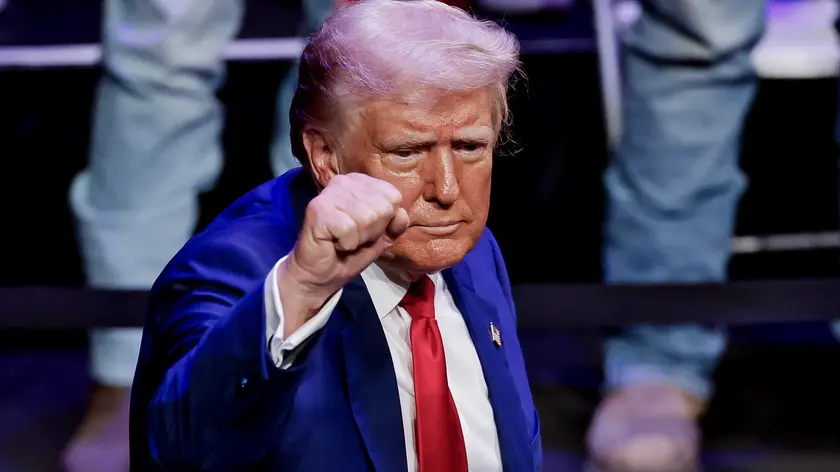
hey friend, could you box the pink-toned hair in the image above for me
[289,0,522,165]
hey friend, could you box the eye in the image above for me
[454,141,487,159]
[386,149,424,168]
[392,149,415,158]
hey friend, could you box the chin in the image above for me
[387,234,479,275]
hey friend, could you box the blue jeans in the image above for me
[69,0,332,387]
[604,0,840,400]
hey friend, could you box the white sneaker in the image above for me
[478,0,576,14]
[751,0,839,78]
[587,385,703,472]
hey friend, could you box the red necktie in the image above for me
[400,276,469,472]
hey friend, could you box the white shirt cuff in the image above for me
[264,256,343,369]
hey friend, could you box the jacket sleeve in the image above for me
[140,233,317,470]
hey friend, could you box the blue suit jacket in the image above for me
[130,168,542,471]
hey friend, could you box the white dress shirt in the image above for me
[264,257,503,472]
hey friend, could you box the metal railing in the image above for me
[2,278,838,329]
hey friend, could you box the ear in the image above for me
[302,127,341,188]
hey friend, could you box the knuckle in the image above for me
[378,182,402,204]
[305,200,324,220]
[319,185,347,206]
[330,216,357,237]
[373,200,396,219]
[356,210,379,228]
[330,174,349,187]
[343,173,364,186]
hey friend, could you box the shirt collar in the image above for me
[359,264,441,320]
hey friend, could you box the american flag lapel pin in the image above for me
[490,322,502,348]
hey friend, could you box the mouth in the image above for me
[413,222,463,236]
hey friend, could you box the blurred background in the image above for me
[1,0,839,471]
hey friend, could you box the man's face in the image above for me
[339,88,495,276]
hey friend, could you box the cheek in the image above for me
[359,161,424,208]
[396,181,425,214]
[461,162,493,214]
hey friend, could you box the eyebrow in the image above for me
[454,126,494,143]
[378,127,495,149]
[379,136,438,150]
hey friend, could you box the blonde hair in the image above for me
[289,0,522,165]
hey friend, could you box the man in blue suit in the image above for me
[130,1,540,470]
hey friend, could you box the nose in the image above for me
[423,147,460,206]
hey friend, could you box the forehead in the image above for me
[359,88,495,138]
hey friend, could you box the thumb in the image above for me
[386,208,410,239]
[345,208,407,271]
[346,232,396,270]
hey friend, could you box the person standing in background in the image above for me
[588,1,840,471]
[61,0,339,470]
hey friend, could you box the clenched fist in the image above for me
[277,173,410,334]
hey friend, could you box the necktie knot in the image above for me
[399,276,435,320]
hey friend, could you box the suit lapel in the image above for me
[444,264,533,472]
[340,277,408,472]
